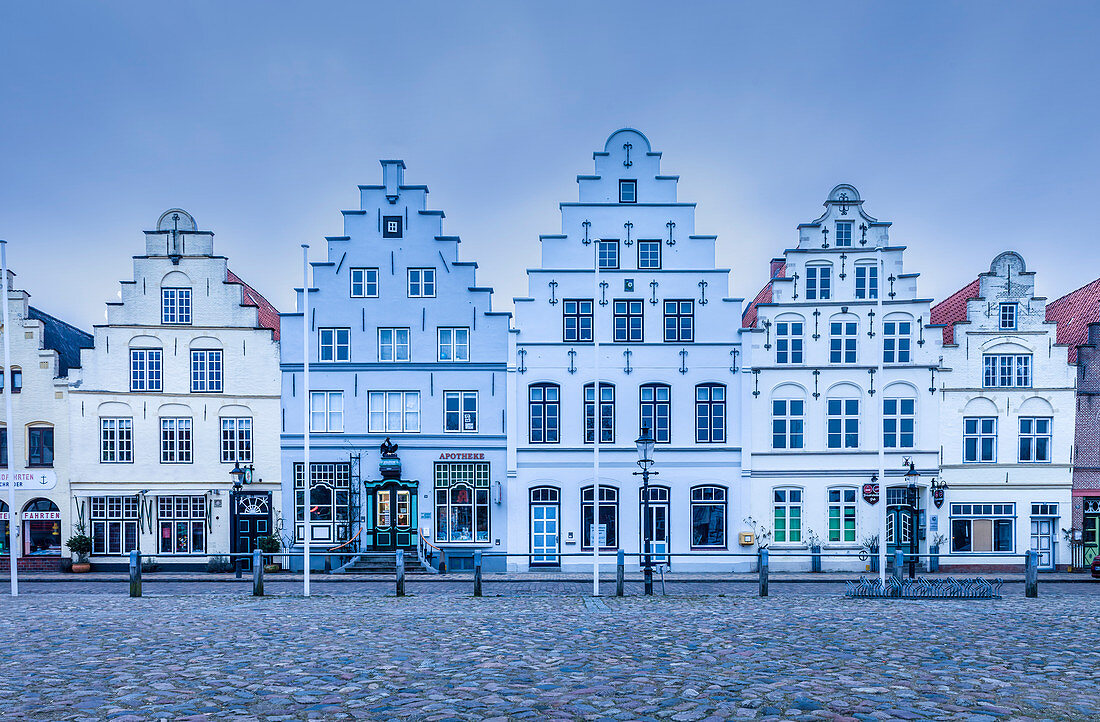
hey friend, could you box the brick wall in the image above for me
[1073,322,1100,528]
[0,556,62,572]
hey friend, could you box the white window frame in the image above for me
[835,221,853,247]
[639,383,671,444]
[584,383,615,444]
[950,502,1015,553]
[319,328,351,363]
[963,416,997,463]
[772,398,805,450]
[310,391,344,433]
[130,349,163,392]
[444,390,478,433]
[983,354,1032,388]
[695,384,726,443]
[378,328,410,362]
[408,268,436,298]
[775,319,804,364]
[827,397,860,449]
[999,303,1017,330]
[190,349,223,393]
[90,496,139,555]
[161,287,192,325]
[158,495,206,555]
[160,417,193,464]
[368,391,420,433]
[806,265,831,300]
[773,487,803,544]
[1019,416,1052,463]
[829,320,858,364]
[220,417,252,463]
[827,487,858,543]
[690,485,727,549]
[883,397,915,449]
[350,267,379,298]
[437,327,470,362]
[100,418,133,464]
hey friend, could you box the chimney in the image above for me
[770,258,786,279]
[381,160,406,204]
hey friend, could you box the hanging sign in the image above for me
[0,470,57,491]
[932,487,945,509]
[862,482,880,505]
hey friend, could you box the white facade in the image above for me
[743,185,942,571]
[507,129,746,572]
[69,210,282,568]
[936,252,1074,570]
[0,271,91,570]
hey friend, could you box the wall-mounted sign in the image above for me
[862,482,880,505]
[0,470,57,491]
[932,488,945,508]
[437,452,486,461]
[22,511,61,521]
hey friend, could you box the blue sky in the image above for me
[2,2,1099,329]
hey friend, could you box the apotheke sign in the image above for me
[0,470,58,491]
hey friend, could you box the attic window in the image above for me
[383,216,403,239]
[1000,303,1017,330]
[619,180,637,204]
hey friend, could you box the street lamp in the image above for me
[634,427,658,596]
[229,462,254,577]
[903,459,919,579]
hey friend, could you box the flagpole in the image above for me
[302,244,311,597]
[1,241,18,596]
[592,238,600,597]
[877,244,887,587]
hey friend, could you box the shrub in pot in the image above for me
[206,555,234,573]
[65,526,94,573]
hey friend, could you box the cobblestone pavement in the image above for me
[3,586,1100,720]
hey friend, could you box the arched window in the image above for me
[27,424,54,467]
[695,383,726,443]
[22,498,61,556]
[529,384,560,443]
[161,271,192,325]
[774,315,804,365]
[581,485,618,549]
[10,367,21,394]
[806,263,832,300]
[584,383,615,443]
[829,314,858,364]
[639,383,671,443]
[883,314,913,364]
[691,485,727,549]
[883,383,917,449]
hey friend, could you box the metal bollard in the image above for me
[616,549,625,597]
[129,549,142,598]
[395,548,405,597]
[439,549,447,575]
[235,554,242,579]
[252,549,263,597]
[1025,549,1038,598]
[758,547,769,597]
[473,551,483,597]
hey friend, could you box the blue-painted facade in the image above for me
[279,160,511,571]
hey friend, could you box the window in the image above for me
[883,320,911,363]
[828,488,857,543]
[350,267,379,298]
[378,328,410,361]
[695,383,726,443]
[613,300,643,342]
[638,240,661,269]
[0,429,5,467]
[101,418,133,463]
[130,349,162,392]
[951,503,1015,553]
[883,397,915,448]
[367,391,419,433]
[444,391,478,432]
[158,496,206,554]
[190,350,223,392]
[383,216,402,238]
[830,320,858,364]
[162,288,192,325]
[773,488,802,543]
[221,417,252,463]
[1032,502,1058,516]
[435,462,490,543]
[691,486,727,548]
[855,264,878,300]
[640,384,671,443]
[806,265,831,300]
[775,319,804,364]
[90,496,139,555]
[1019,417,1051,462]
[27,426,54,467]
[598,240,619,270]
[835,221,853,247]
[772,399,805,449]
[827,398,860,449]
[584,383,615,443]
[9,367,20,394]
[983,354,1031,388]
[319,328,350,362]
[438,327,470,362]
[563,299,594,342]
[663,300,693,342]
[963,417,997,463]
[581,486,618,549]
[159,418,191,463]
[1000,303,1017,330]
[529,384,560,443]
[310,391,345,433]
[294,462,351,543]
[619,180,636,203]
[408,268,435,297]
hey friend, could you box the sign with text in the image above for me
[0,470,57,491]
[589,523,608,547]
[437,452,486,461]
[932,487,945,509]
[862,482,880,505]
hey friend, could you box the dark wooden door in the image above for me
[233,492,272,570]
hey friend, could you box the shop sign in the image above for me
[589,523,608,546]
[862,482,880,505]
[22,511,61,521]
[437,452,486,461]
[932,487,945,508]
[0,470,57,491]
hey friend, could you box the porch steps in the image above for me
[339,551,429,575]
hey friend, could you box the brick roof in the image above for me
[1046,277,1100,364]
[929,279,979,346]
[27,306,93,377]
[227,269,280,341]
[742,260,784,328]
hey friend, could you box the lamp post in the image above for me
[634,427,658,596]
[229,462,254,576]
[903,459,919,579]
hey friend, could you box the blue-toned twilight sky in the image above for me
[2,2,1099,329]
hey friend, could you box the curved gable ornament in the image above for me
[157,208,197,232]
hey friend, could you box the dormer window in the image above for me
[835,222,853,247]
[1000,303,1017,330]
[619,180,637,204]
[383,216,403,238]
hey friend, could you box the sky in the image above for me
[2,2,1100,331]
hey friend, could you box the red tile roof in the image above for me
[227,268,281,340]
[930,279,979,346]
[1046,277,1100,364]
[742,261,784,328]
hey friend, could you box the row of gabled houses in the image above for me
[4,128,1100,574]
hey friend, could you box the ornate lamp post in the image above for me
[634,427,658,596]
[229,462,254,576]
[903,459,919,579]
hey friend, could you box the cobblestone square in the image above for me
[3,582,1100,720]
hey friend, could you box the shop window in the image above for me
[435,462,490,543]
[950,503,1015,553]
[22,498,61,556]
[294,463,351,544]
[90,496,139,555]
[691,486,727,548]
[158,496,206,554]
[581,485,619,550]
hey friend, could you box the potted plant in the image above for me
[806,528,822,573]
[861,533,880,574]
[256,534,282,572]
[929,533,947,573]
[65,523,93,573]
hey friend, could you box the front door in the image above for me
[1030,518,1055,570]
[886,505,912,568]
[373,484,415,551]
[1084,506,1100,567]
[531,503,559,566]
[648,503,669,564]
[233,492,272,571]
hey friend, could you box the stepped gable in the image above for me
[930,278,980,346]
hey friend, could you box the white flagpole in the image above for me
[877,244,887,586]
[1,241,17,596]
[302,244,311,597]
[592,238,600,597]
